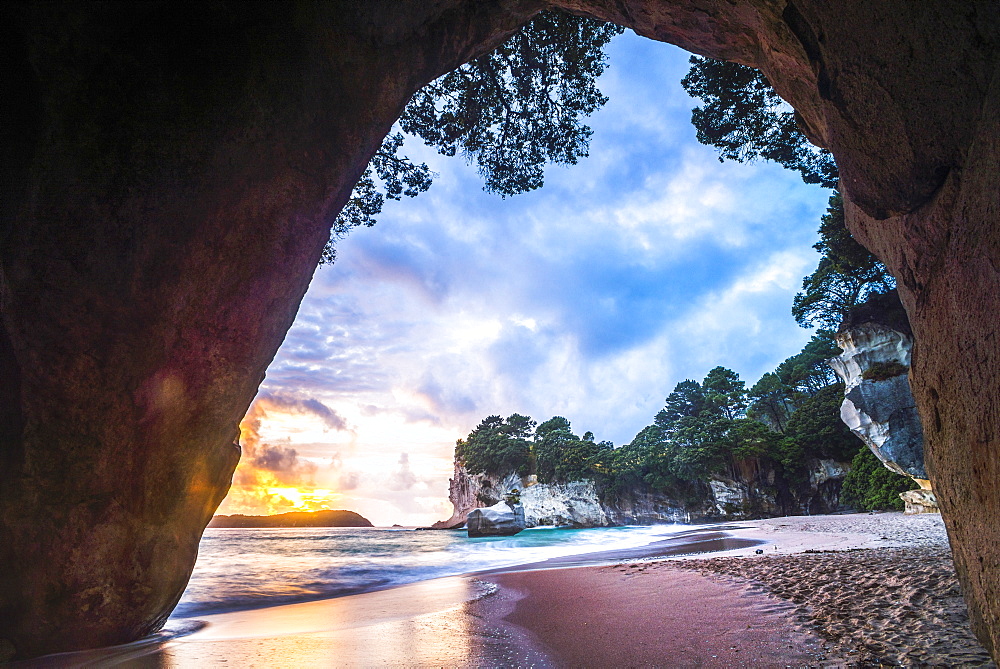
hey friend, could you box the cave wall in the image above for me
[2,0,999,661]
[554,1,1000,655]
[0,1,541,659]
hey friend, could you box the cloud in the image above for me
[255,392,348,431]
[216,32,833,525]
[216,393,350,516]
[338,472,361,491]
[416,375,478,415]
[387,453,418,491]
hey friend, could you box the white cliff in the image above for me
[829,293,937,513]
[432,456,854,528]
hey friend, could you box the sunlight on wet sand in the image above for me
[146,576,544,667]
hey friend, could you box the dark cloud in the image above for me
[256,392,347,431]
[253,444,300,472]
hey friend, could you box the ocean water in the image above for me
[172,524,690,618]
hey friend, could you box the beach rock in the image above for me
[830,293,931,487]
[700,459,851,520]
[900,489,940,515]
[436,455,853,530]
[434,460,704,528]
[466,501,526,538]
[710,479,751,517]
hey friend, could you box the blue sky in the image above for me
[217,32,832,526]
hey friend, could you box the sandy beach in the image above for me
[28,512,994,667]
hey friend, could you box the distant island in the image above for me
[209,509,373,528]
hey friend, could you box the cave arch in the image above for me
[2,0,998,661]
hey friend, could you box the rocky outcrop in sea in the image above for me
[466,499,527,537]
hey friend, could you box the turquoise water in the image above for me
[173,524,688,618]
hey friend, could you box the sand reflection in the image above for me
[150,577,491,666]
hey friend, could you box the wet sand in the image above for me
[477,566,825,667]
[26,512,995,667]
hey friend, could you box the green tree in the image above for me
[323,11,623,262]
[320,133,434,264]
[456,413,536,477]
[680,57,837,187]
[535,416,613,484]
[783,383,860,462]
[610,425,674,493]
[841,447,918,511]
[792,192,896,329]
[534,416,576,483]
[747,372,793,432]
[774,330,841,398]
[654,379,706,428]
[702,366,747,420]
[727,417,783,461]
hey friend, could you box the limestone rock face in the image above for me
[466,501,526,538]
[435,457,852,530]
[520,480,610,527]
[433,461,699,528]
[829,294,935,500]
[901,489,940,515]
[703,458,850,519]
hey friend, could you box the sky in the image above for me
[215,31,832,526]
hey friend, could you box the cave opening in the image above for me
[3,1,999,662]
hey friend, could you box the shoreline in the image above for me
[24,512,994,667]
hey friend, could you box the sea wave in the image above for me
[172,524,689,618]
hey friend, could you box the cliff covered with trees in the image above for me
[439,184,918,528]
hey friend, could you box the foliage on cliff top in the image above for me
[455,330,863,508]
[456,414,535,477]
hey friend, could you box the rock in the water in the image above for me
[466,501,526,538]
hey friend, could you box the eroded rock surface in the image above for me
[830,292,928,481]
[434,457,851,529]
[4,0,1000,660]
[830,294,938,514]
[0,1,541,659]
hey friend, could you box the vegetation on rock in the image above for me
[455,331,864,515]
[862,361,910,382]
[792,193,896,329]
[841,447,919,511]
